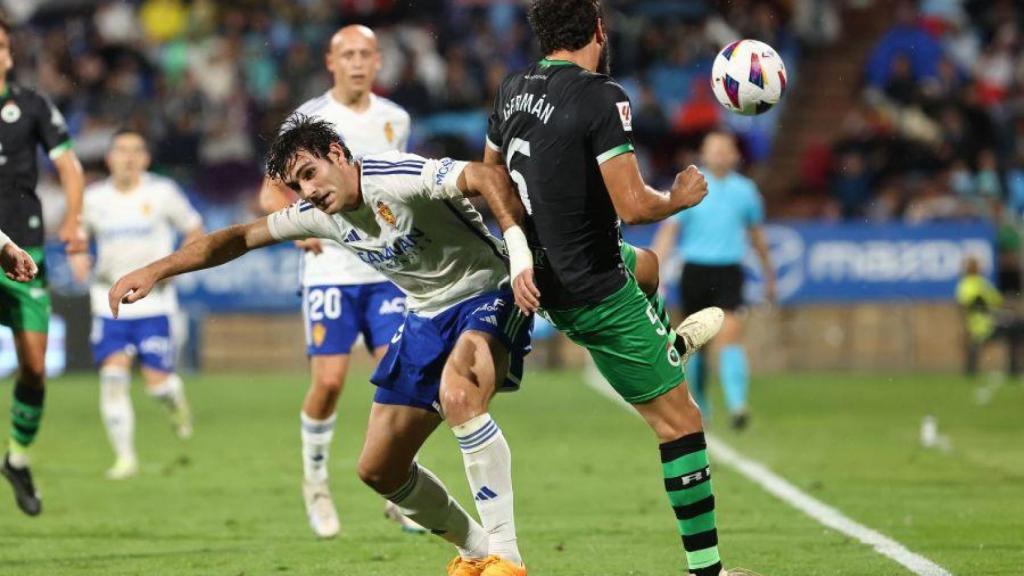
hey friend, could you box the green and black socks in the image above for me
[10,381,44,458]
[661,432,721,576]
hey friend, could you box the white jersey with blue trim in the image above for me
[83,173,203,319]
[291,92,411,286]
[267,151,510,316]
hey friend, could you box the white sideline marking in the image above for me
[582,366,953,576]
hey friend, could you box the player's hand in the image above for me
[512,267,541,315]
[672,165,708,209]
[295,238,323,255]
[59,218,88,254]
[108,268,158,319]
[0,243,38,283]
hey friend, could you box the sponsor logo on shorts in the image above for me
[378,297,406,315]
[668,345,681,367]
[312,322,327,347]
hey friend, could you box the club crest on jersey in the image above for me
[616,101,632,132]
[376,201,397,226]
[384,121,394,144]
[312,322,327,347]
[1,102,21,124]
[141,203,152,216]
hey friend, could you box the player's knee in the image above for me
[440,382,483,424]
[356,456,403,495]
[312,371,344,393]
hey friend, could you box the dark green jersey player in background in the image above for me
[485,2,743,574]
[0,15,86,516]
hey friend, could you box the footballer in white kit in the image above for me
[257,25,415,538]
[109,116,540,575]
[72,129,203,480]
[291,82,410,359]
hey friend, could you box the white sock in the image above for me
[99,366,135,462]
[388,463,489,560]
[452,413,521,565]
[300,411,336,483]
[147,373,185,411]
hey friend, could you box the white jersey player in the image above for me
[109,116,541,576]
[257,24,413,538]
[71,129,203,480]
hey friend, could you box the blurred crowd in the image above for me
[793,0,1024,289]
[5,0,810,227]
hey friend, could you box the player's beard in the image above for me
[598,41,612,76]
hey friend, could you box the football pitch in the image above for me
[0,369,1021,575]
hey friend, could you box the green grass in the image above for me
[0,369,1021,575]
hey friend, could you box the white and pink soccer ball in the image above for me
[711,39,788,116]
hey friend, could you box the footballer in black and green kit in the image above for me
[485,1,736,574]
[0,16,86,517]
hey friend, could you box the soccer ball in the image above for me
[711,39,787,116]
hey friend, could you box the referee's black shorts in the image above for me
[680,262,745,316]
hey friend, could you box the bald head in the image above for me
[326,25,381,105]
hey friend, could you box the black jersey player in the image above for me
[483,2,741,575]
[0,15,86,516]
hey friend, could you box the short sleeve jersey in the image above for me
[486,60,636,309]
[290,92,412,287]
[674,171,765,266]
[267,151,509,316]
[82,173,203,318]
[0,84,73,247]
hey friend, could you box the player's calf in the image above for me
[442,332,524,568]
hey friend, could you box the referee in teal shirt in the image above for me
[653,131,775,430]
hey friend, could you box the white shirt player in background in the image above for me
[109,116,540,575]
[70,129,203,480]
[257,24,414,538]
[0,229,37,282]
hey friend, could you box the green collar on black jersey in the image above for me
[0,84,8,99]
[539,58,575,67]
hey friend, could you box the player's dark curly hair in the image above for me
[527,0,602,55]
[266,114,352,181]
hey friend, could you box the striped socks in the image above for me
[8,381,44,468]
[661,432,722,576]
[387,463,489,560]
[453,413,521,565]
[300,412,336,483]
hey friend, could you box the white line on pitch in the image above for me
[582,366,953,576]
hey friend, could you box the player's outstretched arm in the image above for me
[259,176,323,254]
[0,230,38,283]
[600,153,708,225]
[459,163,541,314]
[108,218,278,317]
[52,149,88,254]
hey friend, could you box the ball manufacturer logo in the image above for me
[1,102,21,124]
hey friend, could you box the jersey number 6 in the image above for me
[505,138,534,215]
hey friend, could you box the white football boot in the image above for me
[106,456,139,480]
[676,307,725,365]
[303,480,340,538]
